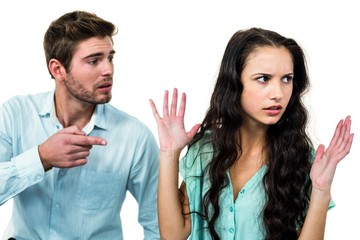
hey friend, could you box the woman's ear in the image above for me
[48,58,66,81]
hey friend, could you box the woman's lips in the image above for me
[264,105,282,116]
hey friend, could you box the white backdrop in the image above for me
[0,1,359,239]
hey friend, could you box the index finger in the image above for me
[149,99,161,121]
[72,135,107,146]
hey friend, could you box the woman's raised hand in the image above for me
[149,88,201,152]
[310,116,354,193]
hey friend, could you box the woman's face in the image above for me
[240,46,293,128]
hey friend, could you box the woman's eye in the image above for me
[282,75,293,83]
[257,76,268,83]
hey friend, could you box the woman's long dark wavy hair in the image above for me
[189,28,313,239]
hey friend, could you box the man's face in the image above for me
[64,36,115,104]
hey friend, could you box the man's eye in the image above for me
[89,59,98,65]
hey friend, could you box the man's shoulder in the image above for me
[2,91,51,109]
[102,103,134,120]
[101,103,149,130]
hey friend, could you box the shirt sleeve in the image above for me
[328,198,335,209]
[0,146,45,205]
[0,102,44,205]
[126,128,160,240]
[179,136,212,189]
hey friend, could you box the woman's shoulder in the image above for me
[180,131,214,176]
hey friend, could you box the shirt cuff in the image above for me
[13,145,45,182]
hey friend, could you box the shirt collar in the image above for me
[38,91,108,131]
[38,90,54,118]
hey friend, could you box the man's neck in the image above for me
[54,93,96,129]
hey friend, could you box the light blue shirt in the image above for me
[0,91,160,240]
[179,132,335,240]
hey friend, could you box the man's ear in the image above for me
[49,58,66,81]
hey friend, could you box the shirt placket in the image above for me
[49,168,67,239]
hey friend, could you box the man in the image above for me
[0,11,159,239]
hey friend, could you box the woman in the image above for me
[150,28,354,239]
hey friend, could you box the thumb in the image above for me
[188,124,201,140]
[314,144,325,163]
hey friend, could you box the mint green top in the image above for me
[179,132,335,240]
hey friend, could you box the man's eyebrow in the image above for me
[84,50,116,59]
[83,52,103,59]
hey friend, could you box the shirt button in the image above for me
[59,170,65,176]
[240,189,245,195]
[229,206,234,212]
[55,203,60,208]
[229,228,235,233]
